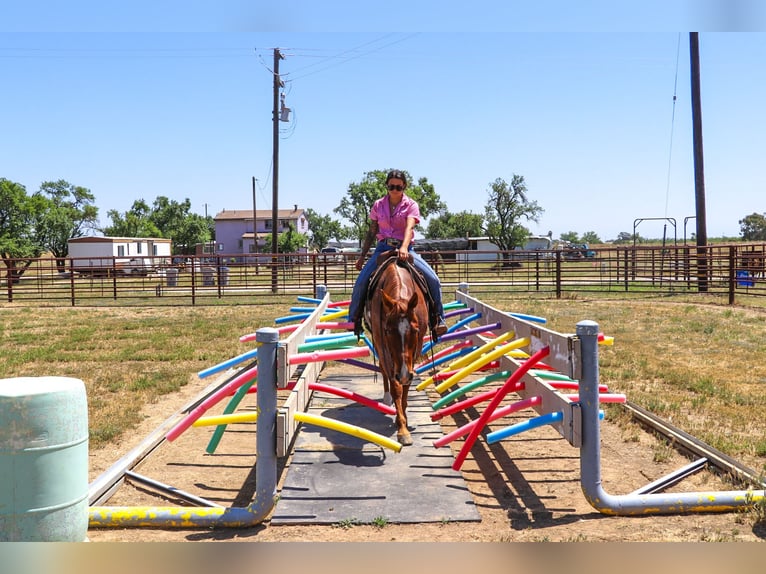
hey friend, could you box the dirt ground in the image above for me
[85,363,766,543]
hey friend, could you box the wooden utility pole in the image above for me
[271,48,284,293]
[690,33,708,292]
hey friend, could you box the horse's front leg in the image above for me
[390,376,412,446]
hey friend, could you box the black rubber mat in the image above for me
[270,373,480,525]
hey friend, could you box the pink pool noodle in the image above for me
[434,396,542,448]
[166,364,258,442]
[288,346,370,365]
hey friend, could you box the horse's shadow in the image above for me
[297,403,398,467]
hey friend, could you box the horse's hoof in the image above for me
[397,433,413,447]
[383,392,393,406]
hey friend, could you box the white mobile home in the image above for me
[68,237,172,275]
[456,237,502,262]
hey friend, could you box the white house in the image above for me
[67,236,172,275]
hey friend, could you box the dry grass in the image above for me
[2,293,766,476]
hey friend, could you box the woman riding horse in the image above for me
[348,169,448,338]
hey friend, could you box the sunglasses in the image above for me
[387,184,404,192]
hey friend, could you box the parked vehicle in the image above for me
[562,243,596,259]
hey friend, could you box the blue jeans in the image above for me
[348,242,444,322]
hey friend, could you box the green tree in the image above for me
[0,178,50,281]
[277,223,309,254]
[305,208,344,249]
[560,231,580,243]
[38,179,99,271]
[103,199,161,238]
[483,175,543,260]
[425,210,484,239]
[581,231,602,244]
[614,231,642,244]
[335,169,445,245]
[739,213,766,241]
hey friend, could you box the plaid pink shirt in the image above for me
[370,194,421,242]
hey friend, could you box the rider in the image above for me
[348,169,448,339]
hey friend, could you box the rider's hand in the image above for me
[355,257,364,271]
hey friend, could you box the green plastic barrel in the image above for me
[0,377,89,541]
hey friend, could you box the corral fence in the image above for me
[3,243,765,307]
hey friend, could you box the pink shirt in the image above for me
[370,193,421,242]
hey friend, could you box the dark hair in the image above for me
[385,169,407,186]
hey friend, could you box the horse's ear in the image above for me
[381,289,397,310]
[407,292,419,315]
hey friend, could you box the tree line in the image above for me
[4,171,763,281]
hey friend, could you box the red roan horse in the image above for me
[364,252,429,446]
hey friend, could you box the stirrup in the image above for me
[433,318,448,337]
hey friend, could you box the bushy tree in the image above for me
[581,231,602,244]
[38,179,99,271]
[304,208,345,249]
[560,231,580,243]
[0,178,50,280]
[739,213,766,241]
[425,210,484,239]
[483,175,543,259]
[335,169,445,245]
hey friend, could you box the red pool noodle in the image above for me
[309,382,396,415]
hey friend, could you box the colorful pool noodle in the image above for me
[206,374,259,453]
[434,322,502,346]
[433,396,542,448]
[421,312,482,353]
[442,301,466,311]
[415,339,474,371]
[318,308,348,322]
[316,321,354,331]
[507,311,547,324]
[444,307,474,319]
[288,346,370,365]
[415,345,477,375]
[416,330,514,390]
[452,345,550,471]
[598,333,614,345]
[194,411,259,427]
[487,411,563,443]
[197,347,259,379]
[274,312,312,324]
[434,337,531,394]
[293,411,402,453]
[486,410,605,444]
[328,299,350,308]
[309,382,396,415]
[338,358,380,372]
[431,387,505,422]
[431,371,510,410]
[297,334,360,353]
[166,364,258,442]
[296,295,323,304]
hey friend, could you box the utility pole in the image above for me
[252,176,259,274]
[690,32,708,292]
[271,48,284,293]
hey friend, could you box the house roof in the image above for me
[214,208,305,221]
[68,236,171,243]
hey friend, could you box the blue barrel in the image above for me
[0,377,89,541]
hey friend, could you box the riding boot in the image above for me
[434,317,448,337]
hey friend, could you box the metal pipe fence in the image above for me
[3,243,765,307]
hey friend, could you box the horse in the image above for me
[364,252,429,446]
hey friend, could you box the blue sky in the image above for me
[2,3,765,242]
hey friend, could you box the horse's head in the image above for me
[380,289,426,386]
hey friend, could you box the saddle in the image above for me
[362,251,438,331]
